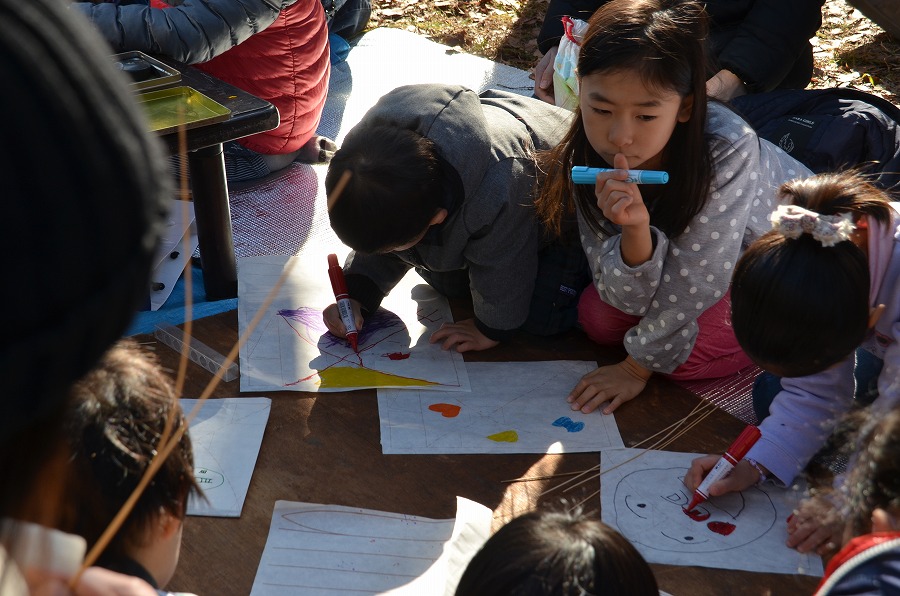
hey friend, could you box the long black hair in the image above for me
[536,0,712,240]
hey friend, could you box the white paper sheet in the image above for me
[249,497,492,596]
[600,448,823,576]
[377,361,624,454]
[238,254,470,393]
[183,397,271,517]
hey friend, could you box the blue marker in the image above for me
[571,166,669,185]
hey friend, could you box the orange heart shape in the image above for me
[428,403,461,418]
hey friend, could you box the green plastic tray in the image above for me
[138,86,232,135]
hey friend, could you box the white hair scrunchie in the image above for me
[769,205,855,247]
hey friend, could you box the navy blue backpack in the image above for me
[731,87,900,192]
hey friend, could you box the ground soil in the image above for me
[366,0,899,104]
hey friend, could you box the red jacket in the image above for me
[195,0,330,154]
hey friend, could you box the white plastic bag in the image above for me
[552,16,589,111]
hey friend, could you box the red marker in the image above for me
[327,253,358,352]
[684,425,761,512]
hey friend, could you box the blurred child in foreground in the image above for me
[0,0,170,592]
[57,341,201,591]
[454,509,659,595]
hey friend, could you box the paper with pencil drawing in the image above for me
[183,397,270,517]
[237,254,470,393]
[249,497,491,596]
[600,448,823,575]
[378,360,624,454]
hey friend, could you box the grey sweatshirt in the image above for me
[343,84,572,340]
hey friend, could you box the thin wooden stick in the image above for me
[326,169,352,211]
[502,469,588,483]
[561,402,722,509]
[174,110,193,400]
[532,399,717,494]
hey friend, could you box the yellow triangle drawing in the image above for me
[317,366,441,389]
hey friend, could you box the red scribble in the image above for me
[428,403,461,418]
[707,521,736,536]
[683,508,711,521]
[384,352,410,360]
[278,314,457,387]
[280,316,406,384]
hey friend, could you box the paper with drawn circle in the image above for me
[600,448,823,575]
[184,397,271,518]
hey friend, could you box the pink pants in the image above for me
[577,285,752,381]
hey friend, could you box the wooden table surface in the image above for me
[148,309,819,596]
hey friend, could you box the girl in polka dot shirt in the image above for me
[534,0,811,415]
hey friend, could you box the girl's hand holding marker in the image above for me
[581,153,654,232]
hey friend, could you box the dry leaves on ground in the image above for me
[367,0,899,105]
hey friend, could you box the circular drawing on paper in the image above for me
[194,467,225,491]
[612,467,777,553]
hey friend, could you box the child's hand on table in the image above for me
[430,319,499,353]
[786,495,843,556]
[322,298,363,338]
[567,356,651,414]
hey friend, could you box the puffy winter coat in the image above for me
[73,0,330,154]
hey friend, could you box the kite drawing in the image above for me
[237,255,470,393]
[249,498,491,596]
[183,397,271,517]
[377,361,624,454]
[600,448,823,576]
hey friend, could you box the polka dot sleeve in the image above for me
[578,103,812,373]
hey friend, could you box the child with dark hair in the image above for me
[686,171,898,554]
[814,409,900,595]
[57,340,201,591]
[534,0,811,416]
[454,509,659,596]
[0,0,170,591]
[324,83,583,353]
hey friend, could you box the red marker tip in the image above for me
[348,333,359,352]
[684,495,702,513]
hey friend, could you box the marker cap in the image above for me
[727,425,762,461]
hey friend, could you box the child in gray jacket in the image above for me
[324,83,582,352]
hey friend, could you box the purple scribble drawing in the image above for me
[277,307,407,348]
[276,307,419,385]
[552,416,585,433]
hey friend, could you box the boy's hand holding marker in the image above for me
[323,299,364,344]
